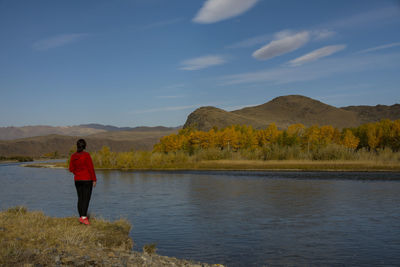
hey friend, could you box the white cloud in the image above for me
[221,52,400,85]
[193,0,259,24]
[252,31,310,61]
[357,42,400,54]
[289,45,346,66]
[33,33,87,50]
[226,34,271,49]
[180,55,227,71]
[227,29,335,49]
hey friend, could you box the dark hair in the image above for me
[77,139,86,152]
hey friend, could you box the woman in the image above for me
[69,139,97,225]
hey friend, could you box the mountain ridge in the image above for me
[0,124,179,140]
[184,95,399,131]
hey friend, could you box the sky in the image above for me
[1,0,400,127]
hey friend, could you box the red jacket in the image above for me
[69,151,97,181]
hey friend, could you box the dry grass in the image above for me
[0,206,132,266]
[143,243,158,255]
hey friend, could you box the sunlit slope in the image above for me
[184,95,399,131]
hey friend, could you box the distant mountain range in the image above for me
[1,95,399,157]
[0,126,179,157]
[184,95,400,131]
[0,124,176,140]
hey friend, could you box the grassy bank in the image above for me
[28,158,400,172]
[0,156,34,163]
[0,206,223,266]
[88,146,400,171]
[194,159,400,171]
[0,206,131,266]
[23,145,400,171]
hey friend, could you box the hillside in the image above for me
[184,106,266,130]
[184,95,399,131]
[0,127,179,157]
[342,104,400,124]
[0,125,106,140]
[0,124,177,141]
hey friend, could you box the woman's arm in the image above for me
[69,155,75,173]
[86,153,97,182]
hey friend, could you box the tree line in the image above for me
[153,119,400,154]
[86,119,400,169]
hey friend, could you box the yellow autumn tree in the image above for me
[303,125,320,152]
[319,125,335,146]
[256,123,280,147]
[341,129,359,149]
[366,123,382,150]
[154,134,185,153]
[390,120,400,151]
[236,125,258,150]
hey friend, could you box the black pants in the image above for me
[75,181,93,217]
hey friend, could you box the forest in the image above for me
[87,119,400,170]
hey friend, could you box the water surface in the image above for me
[1,162,400,266]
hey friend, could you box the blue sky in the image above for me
[1,0,399,127]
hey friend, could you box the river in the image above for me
[1,162,400,266]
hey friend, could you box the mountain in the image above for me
[0,125,106,140]
[184,95,399,131]
[183,106,267,131]
[0,124,178,141]
[78,124,134,132]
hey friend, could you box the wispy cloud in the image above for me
[226,34,271,49]
[252,31,310,60]
[324,6,400,29]
[356,42,400,54]
[33,33,87,51]
[227,29,334,49]
[193,0,259,24]
[289,45,346,66]
[180,55,227,71]
[221,52,400,85]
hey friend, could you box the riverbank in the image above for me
[0,206,223,267]
[24,159,400,172]
[0,156,34,163]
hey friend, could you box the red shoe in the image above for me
[83,217,90,225]
[79,217,85,224]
